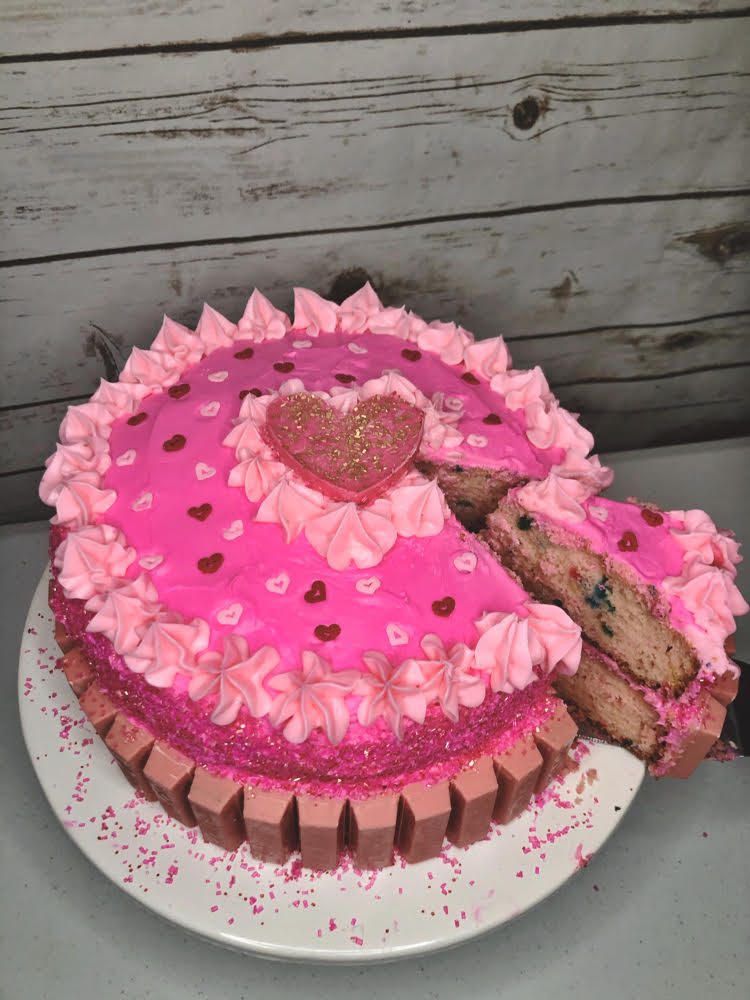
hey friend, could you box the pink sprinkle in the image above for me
[516,871,523,878]
[211,905,218,912]
[350,936,363,946]
[329,918,337,931]
[702,832,708,838]
[317,930,322,938]
[350,917,357,927]
[574,843,592,869]
[443,905,449,915]
[593,885,599,892]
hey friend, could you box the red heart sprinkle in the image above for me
[461,372,480,385]
[234,347,255,359]
[127,412,147,426]
[617,531,639,552]
[274,361,295,374]
[314,623,341,642]
[162,434,186,452]
[401,349,422,362]
[168,383,191,399]
[188,503,212,522]
[263,392,425,505]
[249,388,263,397]
[641,508,664,527]
[239,389,251,400]
[335,373,357,384]
[304,580,327,604]
[197,553,224,574]
[431,596,456,617]
[483,413,502,425]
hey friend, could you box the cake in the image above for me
[485,477,747,776]
[39,283,746,871]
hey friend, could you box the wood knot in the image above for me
[512,96,541,131]
[327,267,378,304]
[678,222,750,266]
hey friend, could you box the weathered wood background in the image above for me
[2,2,749,523]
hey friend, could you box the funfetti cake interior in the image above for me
[39,283,746,871]
[485,476,747,776]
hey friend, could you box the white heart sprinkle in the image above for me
[265,572,290,595]
[138,554,163,571]
[589,504,609,522]
[453,552,477,574]
[386,623,409,646]
[355,576,381,595]
[348,342,368,355]
[222,519,244,541]
[217,603,243,626]
[131,491,153,512]
[200,400,221,417]
[208,370,229,382]
[444,396,464,412]
[115,449,136,467]
[381,368,401,376]
[195,462,216,480]
[466,433,488,449]
[292,339,312,349]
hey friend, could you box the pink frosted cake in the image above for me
[485,475,747,776]
[39,283,745,871]
[41,284,610,870]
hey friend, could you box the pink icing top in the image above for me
[514,474,748,678]
[43,284,610,750]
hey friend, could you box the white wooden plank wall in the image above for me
[1,3,749,523]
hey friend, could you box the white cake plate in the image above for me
[19,569,645,963]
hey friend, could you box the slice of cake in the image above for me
[484,474,747,775]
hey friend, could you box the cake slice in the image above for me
[484,473,747,775]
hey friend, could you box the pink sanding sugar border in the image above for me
[49,564,564,798]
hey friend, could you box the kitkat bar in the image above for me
[493,732,544,825]
[143,741,197,827]
[78,680,118,736]
[296,795,347,871]
[188,768,245,851]
[54,620,77,654]
[59,647,94,696]
[395,781,451,864]
[533,704,578,792]
[243,785,297,864]
[665,692,727,779]
[709,670,740,708]
[446,758,497,848]
[104,713,157,801]
[348,793,399,869]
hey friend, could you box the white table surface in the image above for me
[2,437,749,1000]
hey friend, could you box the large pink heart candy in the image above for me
[263,392,425,505]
